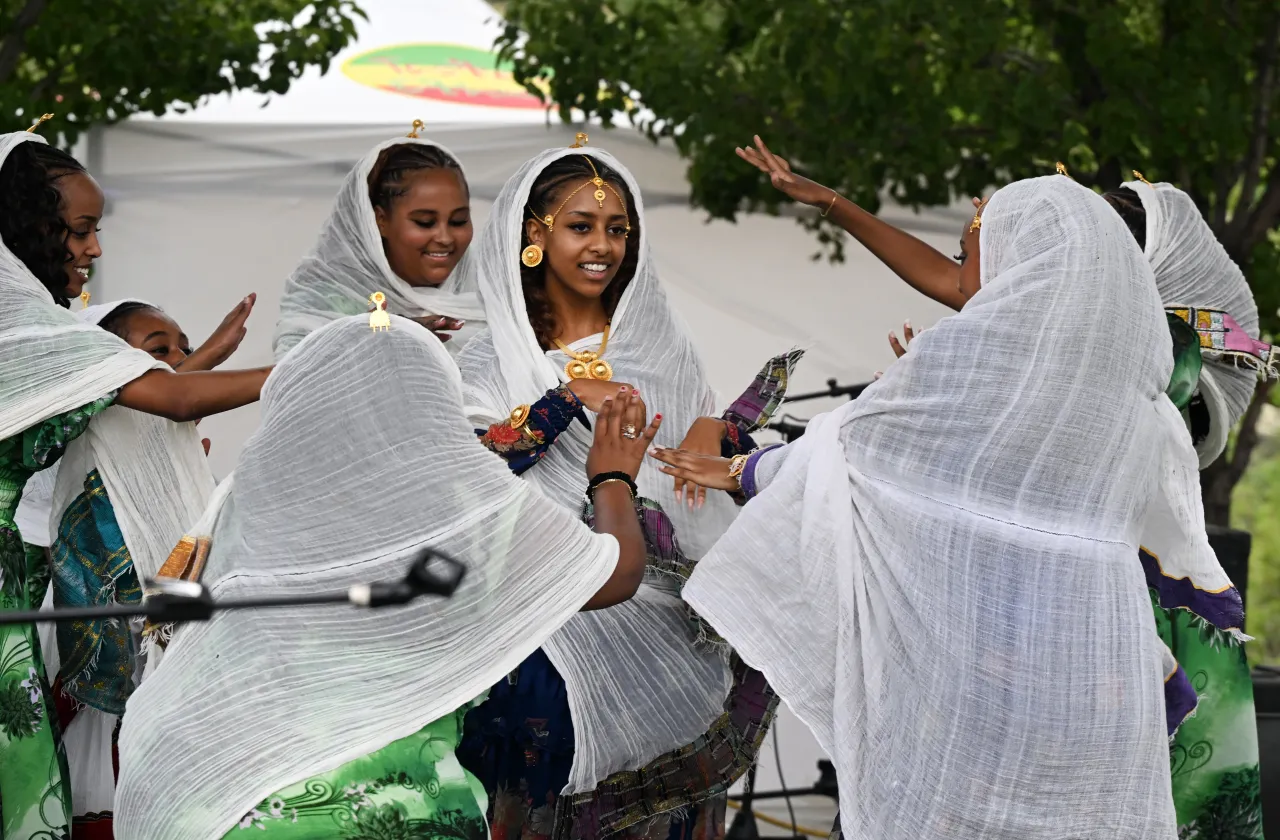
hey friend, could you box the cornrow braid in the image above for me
[0,142,89,307]
[520,155,640,350]
[367,143,467,212]
[98,301,162,340]
[1102,189,1147,252]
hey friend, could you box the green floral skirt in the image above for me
[224,702,488,839]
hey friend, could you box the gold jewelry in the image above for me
[368,291,391,332]
[821,192,838,217]
[1055,161,1073,179]
[25,113,53,133]
[406,119,424,138]
[570,132,588,148]
[727,453,750,488]
[969,197,989,234]
[527,155,632,237]
[79,290,90,309]
[510,404,532,429]
[521,244,544,267]
[554,323,613,381]
[1133,170,1154,187]
[622,424,639,440]
[591,477,635,498]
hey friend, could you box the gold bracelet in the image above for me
[592,477,636,499]
[727,453,750,488]
[821,192,838,217]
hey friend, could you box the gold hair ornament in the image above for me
[1133,170,1153,187]
[1055,161,1073,180]
[406,119,425,139]
[368,291,391,332]
[969,197,989,233]
[528,155,632,236]
[570,132,588,148]
[554,324,613,381]
[25,113,53,133]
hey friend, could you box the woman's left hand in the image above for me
[673,417,728,509]
[888,320,914,358]
[648,447,741,496]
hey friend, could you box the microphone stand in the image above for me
[766,378,870,443]
[0,548,466,626]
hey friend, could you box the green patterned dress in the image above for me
[223,700,488,839]
[0,394,115,840]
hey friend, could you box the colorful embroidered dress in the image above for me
[463,353,796,840]
[225,700,488,840]
[0,393,114,840]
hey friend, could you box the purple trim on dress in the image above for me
[1165,661,1198,737]
[740,444,785,501]
[1138,549,1244,632]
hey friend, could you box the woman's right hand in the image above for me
[409,315,466,343]
[736,135,833,208]
[568,378,636,413]
[585,386,662,479]
[178,294,256,371]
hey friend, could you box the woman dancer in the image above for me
[0,127,268,840]
[656,175,1196,838]
[456,141,796,838]
[735,135,1268,835]
[114,313,660,839]
[274,123,485,358]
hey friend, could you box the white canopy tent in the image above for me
[83,0,965,824]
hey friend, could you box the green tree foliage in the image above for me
[497,0,1280,522]
[1233,406,1280,665]
[0,0,363,142]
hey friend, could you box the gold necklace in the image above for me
[553,323,613,381]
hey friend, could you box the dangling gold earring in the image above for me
[521,244,544,268]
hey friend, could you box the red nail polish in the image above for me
[654,413,662,419]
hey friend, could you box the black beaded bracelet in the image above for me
[586,471,638,503]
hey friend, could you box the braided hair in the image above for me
[520,155,640,350]
[98,301,162,341]
[367,143,468,213]
[0,142,89,307]
[1102,188,1147,252]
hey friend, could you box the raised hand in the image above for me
[735,134,833,208]
[888,320,915,359]
[568,378,637,413]
[179,294,256,371]
[672,417,728,509]
[586,386,662,480]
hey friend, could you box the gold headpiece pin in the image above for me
[79,291,90,309]
[1133,170,1153,187]
[368,291,391,332]
[26,113,54,133]
[406,119,424,139]
[570,132,588,148]
[528,154,631,236]
[1054,161,1074,180]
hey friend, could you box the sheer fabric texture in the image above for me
[115,315,618,839]
[457,147,736,793]
[685,177,1181,839]
[1122,180,1262,466]
[273,136,485,360]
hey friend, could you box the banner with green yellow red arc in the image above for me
[341,43,552,109]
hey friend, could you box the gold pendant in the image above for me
[565,359,590,380]
[588,359,613,381]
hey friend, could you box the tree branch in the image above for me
[0,0,50,85]
[1238,169,1280,258]
[1229,8,1280,238]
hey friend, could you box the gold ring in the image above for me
[622,425,639,439]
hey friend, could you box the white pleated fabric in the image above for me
[273,136,486,361]
[1122,180,1262,466]
[685,176,1179,839]
[16,298,149,548]
[457,146,737,792]
[115,315,619,840]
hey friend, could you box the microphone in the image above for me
[0,548,466,626]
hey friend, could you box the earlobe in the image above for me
[374,207,390,238]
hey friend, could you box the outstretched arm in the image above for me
[737,135,966,311]
[117,367,271,423]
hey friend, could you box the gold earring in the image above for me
[521,244,544,268]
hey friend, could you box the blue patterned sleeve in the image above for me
[476,385,588,476]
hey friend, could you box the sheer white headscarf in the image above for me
[115,315,619,840]
[685,176,1180,839]
[273,136,485,361]
[1122,179,1264,466]
[0,132,213,585]
[456,147,736,791]
[17,298,150,547]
